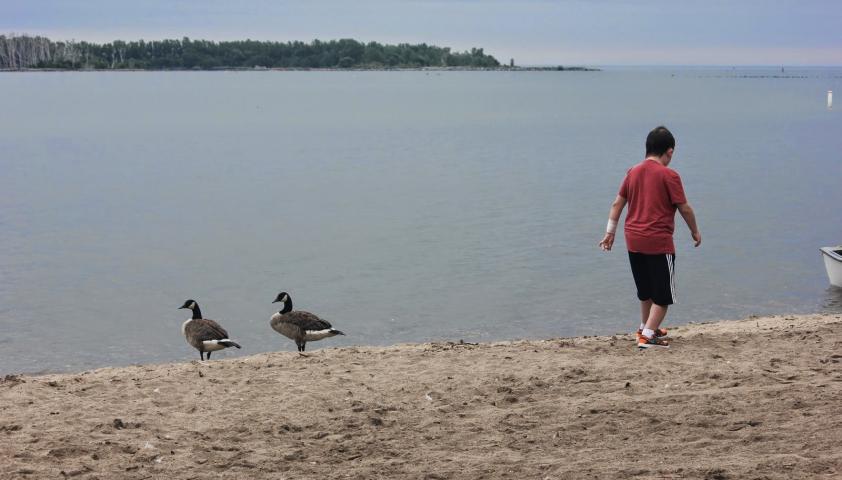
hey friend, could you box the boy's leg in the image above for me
[628,252,653,321]
[645,304,668,331]
[640,253,674,345]
[639,300,653,330]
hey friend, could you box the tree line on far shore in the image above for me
[0,34,501,70]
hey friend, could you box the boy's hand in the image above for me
[599,232,615,251]
[692,231,702,247]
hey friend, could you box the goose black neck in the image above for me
[279,298,292,314]
[191,306,203,319]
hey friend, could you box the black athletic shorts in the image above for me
[628,252,676,306]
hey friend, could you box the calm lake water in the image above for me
[1,67,841,374]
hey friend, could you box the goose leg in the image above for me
[200,351,205,361]
[207,351,212,360]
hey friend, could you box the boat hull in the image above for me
[820,247,842,287]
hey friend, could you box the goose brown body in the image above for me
[270,292,344,353]
[179,299,241,360]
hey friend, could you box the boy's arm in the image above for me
[599,195,627,251]
[676,202,701,247]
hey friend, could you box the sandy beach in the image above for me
[2,313,841,479]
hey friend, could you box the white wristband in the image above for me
[606,219,617,234]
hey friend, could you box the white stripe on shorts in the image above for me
[667,254,676,303]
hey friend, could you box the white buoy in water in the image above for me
[829,90,833,110]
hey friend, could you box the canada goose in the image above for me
[179,299,241,360]
[270,292,344,354]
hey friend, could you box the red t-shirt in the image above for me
[618,159,687,254]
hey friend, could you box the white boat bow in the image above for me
[820,246,842,287]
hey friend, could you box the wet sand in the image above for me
[2,313,841,479]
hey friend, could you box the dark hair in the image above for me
[645,126,675,157]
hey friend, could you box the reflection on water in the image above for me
[822,287,842,313]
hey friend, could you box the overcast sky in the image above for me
[3,0,841,66]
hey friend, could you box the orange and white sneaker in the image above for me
[636,328,668,340]
[638,334,670,349]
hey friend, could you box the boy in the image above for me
[598,126,701,349]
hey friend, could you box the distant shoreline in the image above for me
[0,66,600,73]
